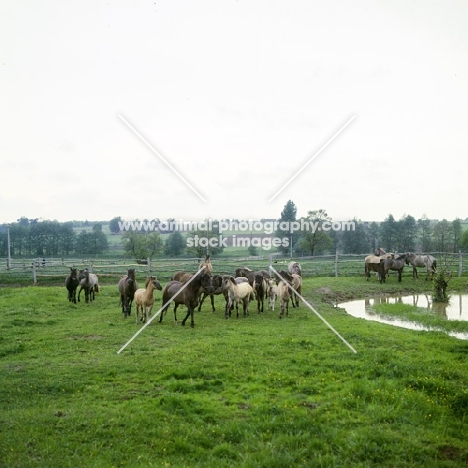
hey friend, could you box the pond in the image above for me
[339,293,468,340]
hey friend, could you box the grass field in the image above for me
[1,276,468,467]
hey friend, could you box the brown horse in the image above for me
[118,268,138,317]
[365,249,394,281]
[235,267,270,286]
[379,254,407,284]
[197,274,224,312]
[65,267,80,304]
[253,273,267,313]
[159,272,214,327]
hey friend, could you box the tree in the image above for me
[121,231,163,260]
[365,221,380,252]
[460,229,468,252]
[75,230,91,255]
[417,215,433,252]
[396,214,417,252]
[109,216,122,234]
[165,231,185,257]
[59,223,76,255]
[433,219,453,253]
[452,218,462,252]
[185,227,224,258]
[248,245,258,256]
[296,209,333,256]
[89,229,109,254]
[340,219,368,254]
[275,200,298,255]
[379,214,398,252]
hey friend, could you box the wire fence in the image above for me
[0,251,466,286]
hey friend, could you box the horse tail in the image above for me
[432,259,437,272]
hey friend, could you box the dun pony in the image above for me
[134,276,162,324]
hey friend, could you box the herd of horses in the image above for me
[65,256,303,327]
[364,248,437,284]
[64,250,438,326]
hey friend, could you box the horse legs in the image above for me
[159,304,168,323]
[243,297,249,317]
[295,288,301,307]
[145,305,152,324]
[181,306,194,328]
[413,267,418,279]
[197,292,206,312]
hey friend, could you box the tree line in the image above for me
[1,208,467,260]
[274,200,467,256]
[0,218,108,257]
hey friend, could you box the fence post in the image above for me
[459,250,463,277]
[32,262,37,284]
[335,251,339,277]
[89,262,93,273]
[147,257,151,276]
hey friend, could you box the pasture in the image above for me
[1,275,468,467]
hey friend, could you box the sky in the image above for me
[1,0,467,225]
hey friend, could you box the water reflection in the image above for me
[340,293,468,340]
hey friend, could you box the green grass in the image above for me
[1,277,468,467]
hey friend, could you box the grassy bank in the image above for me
[1,277,468,467]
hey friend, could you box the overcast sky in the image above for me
[1,0,467,225]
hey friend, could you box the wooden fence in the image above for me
[0,252,466,285]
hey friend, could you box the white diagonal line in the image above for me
[268,115,356,202]
[117,267,206,354]
[118,114,207,203]
[269,266,357,353]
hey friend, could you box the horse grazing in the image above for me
[77,269,99,303]
[379,254,407,284]
[159,272,214,327]
[253,273,267,313]
[221,275,254,319]
[118,269,138,317]
[405,252,437,280]
[134,276,162,324]
[65,267,80,304]
[288,261,302,276]
[274,270,302,308]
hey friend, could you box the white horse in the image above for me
[288,261,302,276]
[405,252,437,280]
